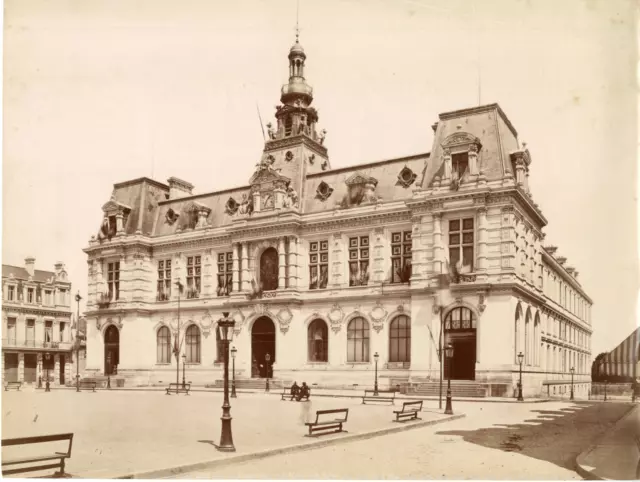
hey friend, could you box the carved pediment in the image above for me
[249,168,290,186]
[441,132,482,150]
[345,172,378,187]
[102,195,132,215]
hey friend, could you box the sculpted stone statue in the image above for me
[319,129,327,145]
[266,123,276,140]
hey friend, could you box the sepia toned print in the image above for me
[2,0,638,479]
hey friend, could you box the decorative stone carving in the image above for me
[308,154,315,165]
[266,123,276,140]
[396,166,417,188]
[276,306,294,334]
[97,316,123,333]
[316,181,334,201]
[231,308,246,335]
[283,185,299,208]
[225,197,239,216]
[327,303,344,333]
[200,311,215,336]
[369,302,388,333]
[285,151,294,162]
[340,172,380,207]
[238,193,254,216]
[478,294,486,314]
[321,160,328,171]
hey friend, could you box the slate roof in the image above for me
[2,265,57,283]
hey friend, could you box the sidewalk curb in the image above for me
[574,404,638,481]
[106,413,465,479]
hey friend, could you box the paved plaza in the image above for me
[1,389,451,478]
[177,400,634,480]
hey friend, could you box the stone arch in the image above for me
[303,312,332,329]
[442,304,477,380]
[250,239,279,287]
[245,308,278,332]
[343,310,373,328]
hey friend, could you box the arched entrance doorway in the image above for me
[251,316,275,378]
[260,248,279,291]
[104,325,120,375]
[443,307,477,380]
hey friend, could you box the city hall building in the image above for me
[83,38,593,397]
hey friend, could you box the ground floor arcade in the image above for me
[1,349,80,386]
[85,291,591,397]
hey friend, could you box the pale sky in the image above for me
[3,0,638,355]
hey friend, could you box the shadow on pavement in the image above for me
[435,402,633,473]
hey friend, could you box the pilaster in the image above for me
[241,242,250,291]
[232,243,240,293]
[278,237,286,289]
[330,233,345,288]
[288,237,298,289]
[432,212,444,278]
[477,207,488,273]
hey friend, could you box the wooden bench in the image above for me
[393,400,423,422]
[166,383,191,395]
[4,381,22,391]
[362,389,396,405]
[305,408,349,437]
[2,432,73,477]
[281,387,311,401]
[78,381,97,392]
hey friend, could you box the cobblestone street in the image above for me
[177,401,634,480]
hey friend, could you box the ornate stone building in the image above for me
[2,258,75,386]
[83,38,593,397]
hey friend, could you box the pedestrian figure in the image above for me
[290,381,300,401]
[299,398,312,425]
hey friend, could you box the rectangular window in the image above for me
[107,262,120,301]
[309,240,329,290]
[58,289,67,305]
[26,319,35,347]
[7,318,16,344]
[451,152,469,180]
[7,285,15,301]
[45,290,52,305]
[27,288,34,303]
[391,231,412,283]
[217,252,233,296]
[59,322,66,342]
[448,218,474,273]
[348,236,370,287]
[186,256,201,299]
[157,260,172,301]
[45,320,53,345]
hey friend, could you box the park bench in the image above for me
[304,408,349,437]
[281,387,311,401]
[2,432,73,477]
[77,380,97,392]
[362,389,396,405]
[166,383,191,395]
[4,381,22,391]
[393,400,423,422]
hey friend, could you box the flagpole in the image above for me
[176,281,182,388]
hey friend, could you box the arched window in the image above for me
[443,307,476,330]
[389,315,411,364]
[157,326,171,363]
[514,304,522,364]
[185,325,201,363]
[308,319,328,362]
[347,317,369,362]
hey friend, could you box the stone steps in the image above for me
[409,381,488,398]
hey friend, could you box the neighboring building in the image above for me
[2,258,75,386]
[83,38,593,396]
[595,327,639,380]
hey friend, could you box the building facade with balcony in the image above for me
[2,258,75,386]
[83,38,593,397]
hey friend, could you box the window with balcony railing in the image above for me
[391,231,412,284]
[448,218,474,273]
[186,256,201,299]
[157,260,172,301]
[27,288,34,303]
[348,236,369,287]
[217,252,233,296]
[309,240,329,290]
[25,319,35,347]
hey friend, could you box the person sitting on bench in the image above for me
[297,382,310,401]
[290,382,300,400]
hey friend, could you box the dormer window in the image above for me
[451,153,468,180]
[27,288,34,303]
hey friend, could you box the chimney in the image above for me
[54,262,65,274]
[167,177,194,200]
[25,257,35,277]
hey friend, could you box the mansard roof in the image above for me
[2,265,57,283]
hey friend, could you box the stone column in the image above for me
[232,243,240,293]
[18,353,24,382]
[288,237,298,289]
[252,188,261,213]
[278,237,286,289]
[54,354,60,385]
[442,149,452,181]
[116,211,124,234]
[330,233,344,288]
[477,208,488,272]
[515,159,526,187]
[240,242,249,291]
[468,144,479,175]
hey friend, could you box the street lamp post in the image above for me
[75,291,82,393]
[570,367,575,401]
[182,354,187,390]
[444,344,454,414]
[604,379,608,401]
[265,353,271,392]
[174,281,183,391]
[230,346,237,398]
[517,351,524,401]
[373,352,380,396]
[216,312,236,452]
[44,353,51,392]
